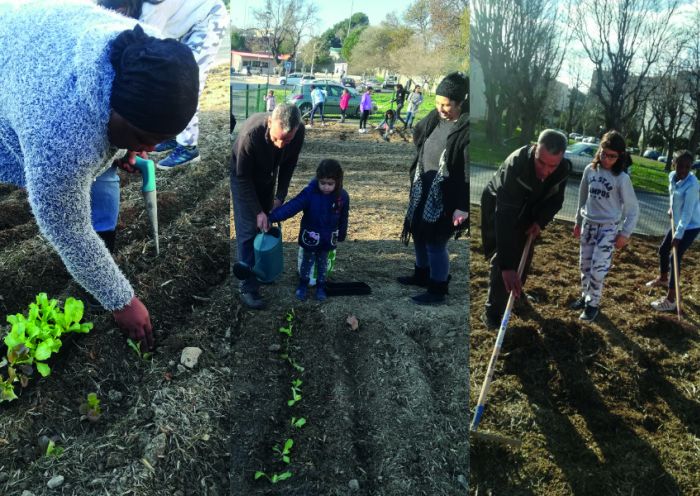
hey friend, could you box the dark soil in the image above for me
[230,123,469,495]
[0,65,231,496]
[469,206,700,495]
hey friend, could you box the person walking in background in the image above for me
[99,0,229,170]
[393,83,408,127]
[358,88,373,133]
[230,104,306,310]
[308,84,326,128]
[268,160,349,302]
[405,86,424,130]
[398,73,469,305]
[339,87,351,123]
[571,130,639,322]
[480,130,571,329]
[264,90,276,112]
[647,150,700,312]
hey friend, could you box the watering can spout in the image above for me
[133,156,159,255]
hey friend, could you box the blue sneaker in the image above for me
[295,279,309,301]
[154,138,178,152]
[157,145,201,170]
[315,284,327,302]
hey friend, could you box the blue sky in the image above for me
[230,0,406,34]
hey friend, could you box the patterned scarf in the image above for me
[401,150,447,244]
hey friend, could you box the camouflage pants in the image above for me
[579,221,618,307]
[176,2,229,146]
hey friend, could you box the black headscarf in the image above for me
[109,25,199,135]
[436,72,468,103]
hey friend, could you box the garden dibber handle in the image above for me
[670,209,682,321]
[470,233,534,448]
[133,156,159,255]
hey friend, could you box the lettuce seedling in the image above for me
[254,471,292,483]
[0,294,93,402]
[291,417,306,429]
[126,338,153,361]
[45,440,64,458]
[272,438,294,464]
[79,392,102,422]
[287,379,302,407]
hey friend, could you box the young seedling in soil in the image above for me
[291,416,306,429]
[254,470,293,483]
[287,378,302,407]
[79,392,102,422]
[127,338,153,361]
[0,293,93,402]
[45,439,64,458]
[272,438,294,464]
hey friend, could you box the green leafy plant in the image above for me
[291,416,306,429]
[45,440,64,458]
[254,470,293,483]
[287,379,302,407]
[79,392,102,422]
[0,294,93,402]
[278,309,295,337]
[127,338,153,361]
[273,438,294,464]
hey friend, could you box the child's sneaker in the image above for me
[154,138,178,152]
[651,298,676,312]
[579,304,599,322]
[315,284,327,301]
[295,279,309,301]
[569,296,586,310]
[645,277,668,288]
[157,145,201,170]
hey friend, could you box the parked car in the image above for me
[286,81,363,117]
[360,78,382,92]
[626,146,640,155]
[658,156,668,163]
[582,136,600,144]
[569,132,583,140]
[280,72,314,86]
[643,149,661,160]
[341,77,356,88]
[382,75,398,89]
[565,142,598,174]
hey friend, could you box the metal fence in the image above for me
[470,162,671,237]
[231,81,296,120]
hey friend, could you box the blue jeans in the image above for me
[414,239,449,282]
[310,102,325,124]
[405,112,415,128]
[91,165,120,232]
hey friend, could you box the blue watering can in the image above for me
[233,226,283,283]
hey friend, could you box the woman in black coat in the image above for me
[399,73,469,304]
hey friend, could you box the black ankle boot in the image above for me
[397,265,430,287]
[411,279,448,305]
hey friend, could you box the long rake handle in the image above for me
[670,211,682,321]
[471,233,535,433]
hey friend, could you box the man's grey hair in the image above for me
[537,129,568,154]
[271,104,301,132]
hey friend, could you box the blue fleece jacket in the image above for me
[669,171,700,239]
[0,0,141,311]
[268,179,349,251]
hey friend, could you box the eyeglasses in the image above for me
[601,151,619,160]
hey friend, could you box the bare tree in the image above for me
[472,0,564,145]
[284,0,318,63]
[571,0,680,133]
[684,8,700,154]
[649,65,689,170]
[404,0,431,49]
[253,0,317,64]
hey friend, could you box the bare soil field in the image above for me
[0,65,231,495]
[230,122,469,495]
[470,206,700,496]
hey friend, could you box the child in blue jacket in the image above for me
[268,160,349,301]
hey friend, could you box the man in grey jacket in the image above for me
[230,104,305,309]
[480,129,571,329]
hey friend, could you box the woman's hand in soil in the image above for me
[452,209,468,226]
[501,269,522,298]
[614,234,629,250]
[573,224,581,239]
[257,211,270,232]
[115,151,148,173]
[113,296,154,351]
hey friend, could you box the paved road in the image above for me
[470,162,670,237]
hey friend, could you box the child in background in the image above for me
[264,89,276,112]
[405,85,423,130]
[308,84,326,127]
[268,159,349,301]
[358,88,373,133]
[571,130,639,322]
[646,150,700,311]
[375,109,396,141]
[339,87,351,123]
